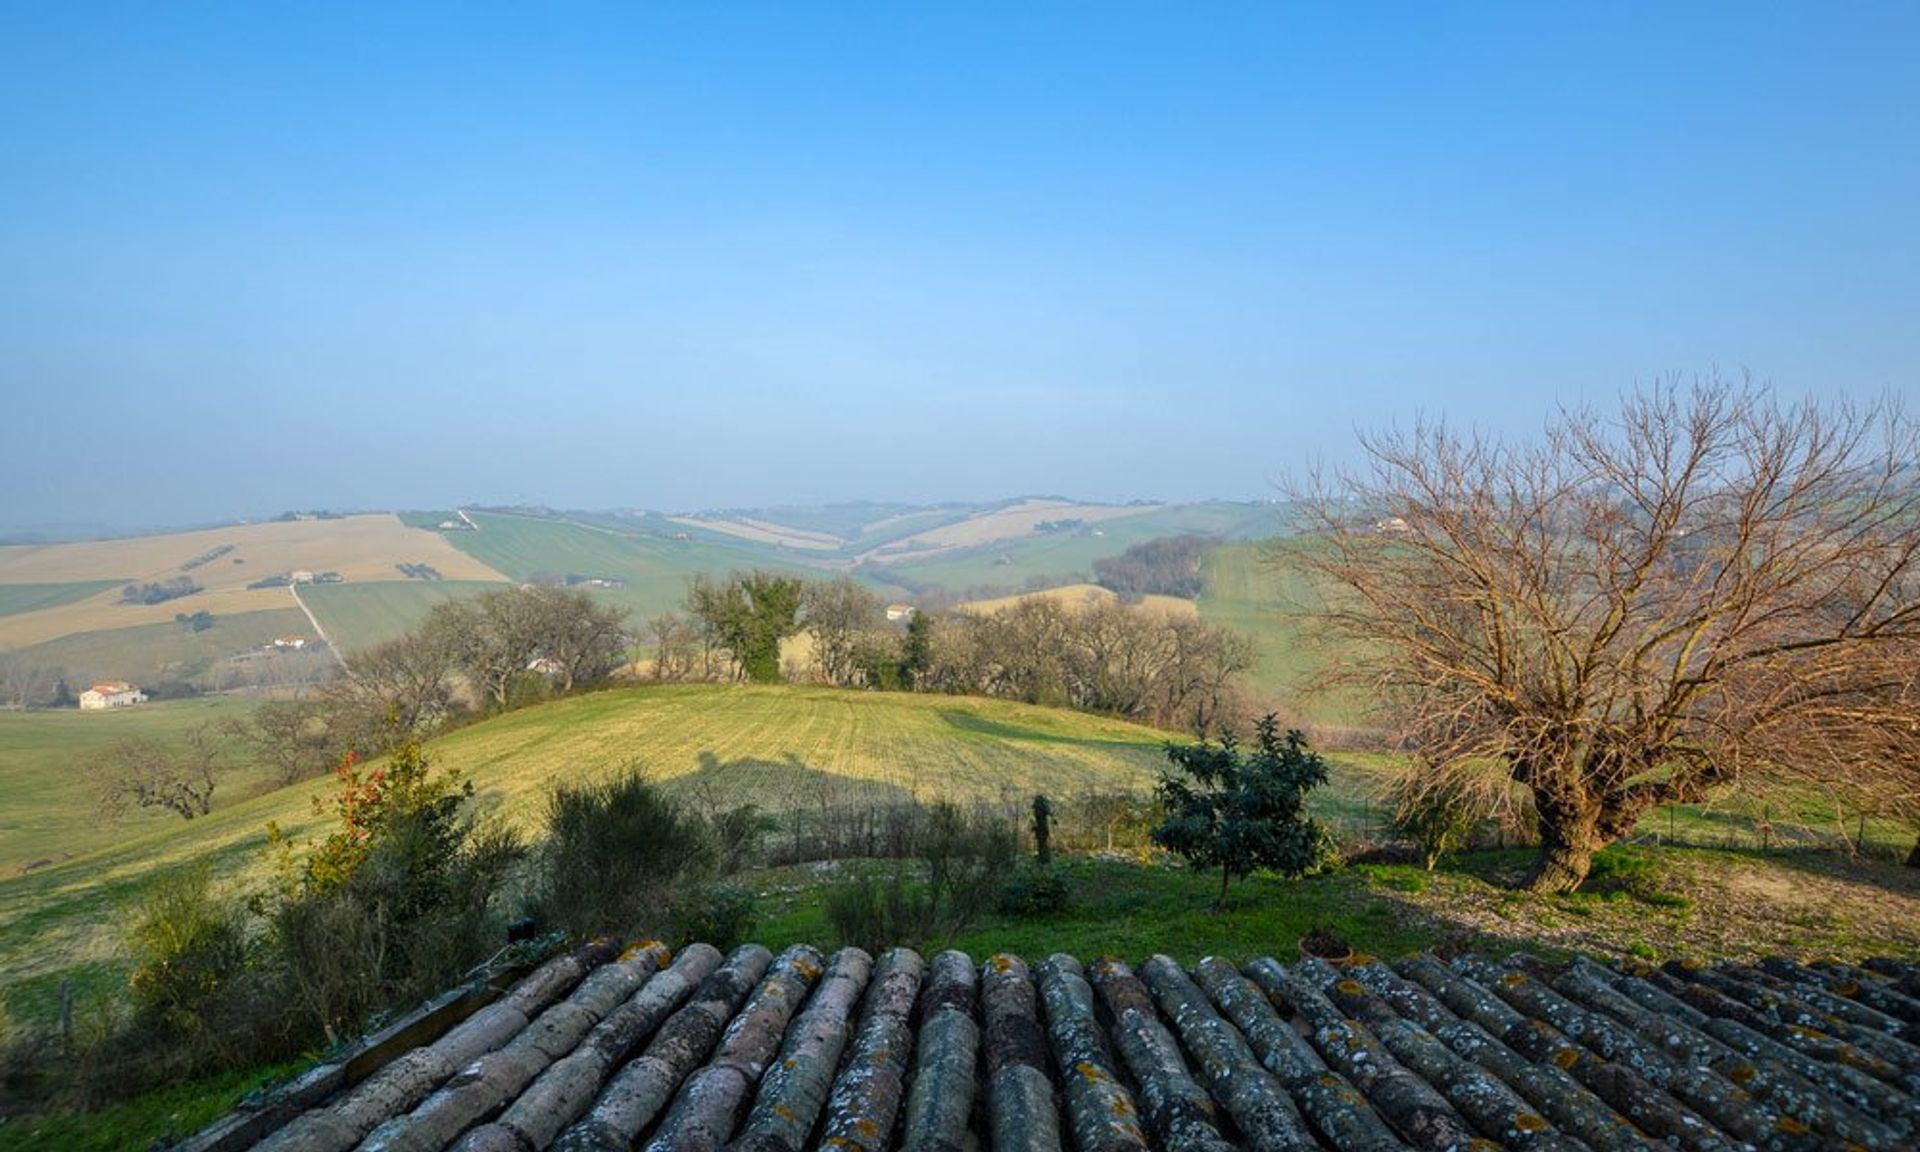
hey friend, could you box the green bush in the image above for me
[825,870,933,955]
[999,862,1071,917]
[1387,769,1491,871]
[1152,716,1331,906]
[667,882,758,951]
[826,803,1018,950]
[268,741,525,1042]
[535,767,716,940]
[127,863,249,1031]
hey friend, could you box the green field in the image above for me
[300,579,505,653]
[440,511,833,620]
[0,697,262,874]
[0,684,1171,1017]
[882,501,1282,592]
[12,607,312,688]
[1193,538,1362,724]
[0,581,126,619]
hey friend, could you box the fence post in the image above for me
[58,977,73,1054]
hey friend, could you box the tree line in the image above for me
[149,585,632,808]
[649,570,1255,732]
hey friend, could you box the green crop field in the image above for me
[11,607,313,689]
[0,581,127,619]
[300,579,505,653]
[883,501,1283,592]
[439,511,830,620]
[1194,538,1358,722]
[0,697,262,875]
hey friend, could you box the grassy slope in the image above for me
[0,581,126,619]
[883,501,1282,592]
[13,608,313,688]
[0,698,263,874]
[299,580,504,653]
[1194,538,1357,721]
[0,684,1169,1016]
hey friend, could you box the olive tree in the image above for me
[1295,380,1920,891]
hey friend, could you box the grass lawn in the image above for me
[299,579,504,653]
[0,581,126,619]
[0,1059,306,1152]
[748,841,1920,969]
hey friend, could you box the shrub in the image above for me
[825,803,1017,950]
[826,870,933,955]
[535,767,715,940]
[708,803,772,875]
[1152,716,1332,906]
[1388,769,1490,871]
[999,862,1071,917]
[268,741,524,1042]
[667,882,758,951]
[127,863,249,1033]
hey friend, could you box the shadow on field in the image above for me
[1762,843,1920,897]
[669,750,918,814]
[937,707,1156,752]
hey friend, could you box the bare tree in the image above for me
[647,611,698,681]
[0,649,58,709]
[89,723,229,820]
[524,586,629,691]
[1294,380,1920,891]
[226,699,343,785]
[803,577,884,687]
[337,630,458,734]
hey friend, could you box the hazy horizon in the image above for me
[5,4,1918,532]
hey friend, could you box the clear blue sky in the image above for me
[3,2,1916,531]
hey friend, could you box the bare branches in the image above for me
[1292,377,1920,889]
[89,723,229,821]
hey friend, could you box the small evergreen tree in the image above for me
[899,610,934,689]
[1151,715,1330,906]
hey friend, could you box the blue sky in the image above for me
[2,2,1916,530]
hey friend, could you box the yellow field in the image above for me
[957,583,1198,618]
[873,499,1159,557]
[0,515,507,647]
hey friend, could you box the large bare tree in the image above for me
[89,722,230,820]
[1294,380,1920,891]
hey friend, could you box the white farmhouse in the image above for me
[886,603,916,623]
[79,681,148,710]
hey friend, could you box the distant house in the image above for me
[289,570,316,584]
[79,681,147,710]
[526,656,565,676]
[273,635,308,650]
[886,603,916,623]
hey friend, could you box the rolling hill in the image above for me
[0,684,1173,1014]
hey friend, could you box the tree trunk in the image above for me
[1526,791,1604,894]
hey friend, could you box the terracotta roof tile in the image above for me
[180,948,1920,1151]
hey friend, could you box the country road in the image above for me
[289,584,349,670]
